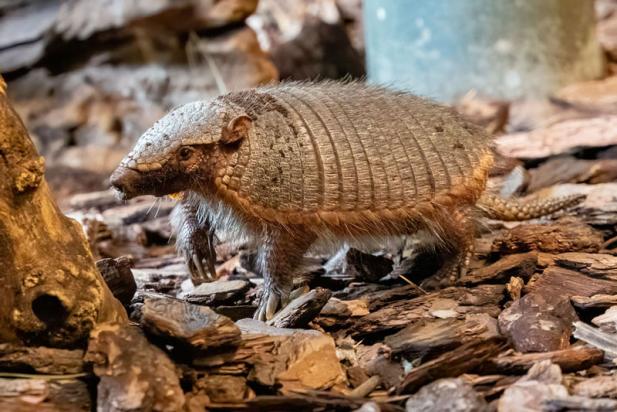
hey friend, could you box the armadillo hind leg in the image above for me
[419,210,476,291]
[171,196,218,285]
[477,193,586,221]
[254,229,316,321]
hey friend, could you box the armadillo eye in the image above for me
[178,147,193,161]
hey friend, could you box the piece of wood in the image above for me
[0,344,84,374]
[491,220,603,255]
[0,77,126,347]
[573,375,617,399]
[397,337,505,395]
[495,115,617,159]
[461,252,538,285]
[96,256,137,306]
[527,266,617,298]
[193,319,346,392]
[385,314,500,356]
[544,395,617,411]
[268,287,332,328]
[85,323,185,412]
[572,294,617,309]
[184,280,250,305]
[554,252,617,279]
[405,378,490,412]
[527,157,617,192]
[140,296,241,351]
[351,285,504,337]
[497,361,568,412]
[482,346,603,374]
[0,378,90,412]
[498,292,578,353]
[573,321,617,360]
[592,306,617,333]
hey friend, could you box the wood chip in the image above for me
[184,279,250,305]
[268,287,332,328]
[0,344,84,374]
[491,220,603,255]
[405,378,490,412]
[85,323,185,412]
[141,296,240,351]
[495,116,617,159]
[397,337,505,395]
[385,314,499,356]
[483,346,603,374]
[499,292,578,353]
[497,361,568,412]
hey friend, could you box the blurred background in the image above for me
[1,0,616,208]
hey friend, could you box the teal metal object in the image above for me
[364,0,605,102]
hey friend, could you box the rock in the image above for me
[498,292,578,353]
[140,296,241,351]
[405,378,489,412]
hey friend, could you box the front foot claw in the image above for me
[185,250,215,285]
[254,287,290,321]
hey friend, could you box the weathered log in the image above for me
[85,323,185,412]
[0,77,126,347]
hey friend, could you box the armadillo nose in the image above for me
[109,166,140,200]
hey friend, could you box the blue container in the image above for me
[364,0,605,102]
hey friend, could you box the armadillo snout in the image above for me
[110,166,142,200]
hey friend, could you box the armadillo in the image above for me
[110,82,584,320]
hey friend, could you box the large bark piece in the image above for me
[0,78,126,347]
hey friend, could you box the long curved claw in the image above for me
[205,229,218,280]
[192,253,208,283]
[265,292,280,321]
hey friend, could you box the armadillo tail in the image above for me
[477,193,586,221]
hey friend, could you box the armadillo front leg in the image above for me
[170,195,217,285]
[254,228,316,321]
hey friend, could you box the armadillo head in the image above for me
[110,99,252,200]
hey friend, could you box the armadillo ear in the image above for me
[221,115,252,145]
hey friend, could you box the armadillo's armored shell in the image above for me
[121,100,229,171]
[216,82,494,224]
